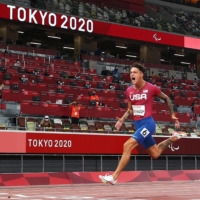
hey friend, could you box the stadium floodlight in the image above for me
[160,59,165,61]
[181,62,190,65]
[48,36,61,39]
[30,42,41,45]
[63,46,74,49]
[18,31,24,34]
[126,55,137,58]
[174,54,184,57]
[102,52,105,53]
[116,45,127,49]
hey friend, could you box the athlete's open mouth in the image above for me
[132,77,135,80]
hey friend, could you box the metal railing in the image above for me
[0,154,199,173]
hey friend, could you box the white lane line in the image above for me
[14,194,29,197]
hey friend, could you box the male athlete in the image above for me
[99,63,187,185]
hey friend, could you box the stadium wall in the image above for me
[0,131,199,155]
[0,131,199,173]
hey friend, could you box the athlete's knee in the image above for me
[123,142,131,153]
[123,139,137,153]
[151,152,160,159]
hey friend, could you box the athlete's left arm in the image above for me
[156,90,180,128]
[157,92,177,119]
[157,92,180,128]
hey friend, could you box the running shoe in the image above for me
[172,131,187,139]
[99,174,117,185]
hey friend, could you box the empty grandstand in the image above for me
[0,0,199,174]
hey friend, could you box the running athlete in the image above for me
[99,63,187,185]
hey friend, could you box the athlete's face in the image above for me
[130,67,143,85]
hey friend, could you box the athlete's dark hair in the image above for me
[131,63,146,74]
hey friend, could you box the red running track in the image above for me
[1,181,200,200]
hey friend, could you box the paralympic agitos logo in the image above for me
[153,33,161,41]
[168,143,179,151]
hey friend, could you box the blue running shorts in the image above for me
[132,116,156,149]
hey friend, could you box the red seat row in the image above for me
[82,55,174,70]
[152,110,190,123]
[20,101,190,123]
[0,43,58,56]
[162,89,199,98]
[0,70,110,85]
[3,65,80,76]
[2,88,125,103]
[2,88,178,112]
[174,96,197,106]
[3,79,125,94]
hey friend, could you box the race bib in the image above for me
[74,112,77,116]
[132,105,145,116]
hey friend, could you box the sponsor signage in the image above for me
[0,4,199,49]
[0,131,199,155]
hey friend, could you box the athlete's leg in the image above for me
[99,137,138,184]
[146,133,186,159]
[112,118,156,180]
[99,121,154,184]
[112,137,138,180]
[99,117,155,184]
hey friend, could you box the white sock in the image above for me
[172,131,182,139]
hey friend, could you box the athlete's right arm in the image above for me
[120,102,133,122]
[115,102,133,131]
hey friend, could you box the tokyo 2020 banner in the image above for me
[0,4,199,50]
[0,131,199,155]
